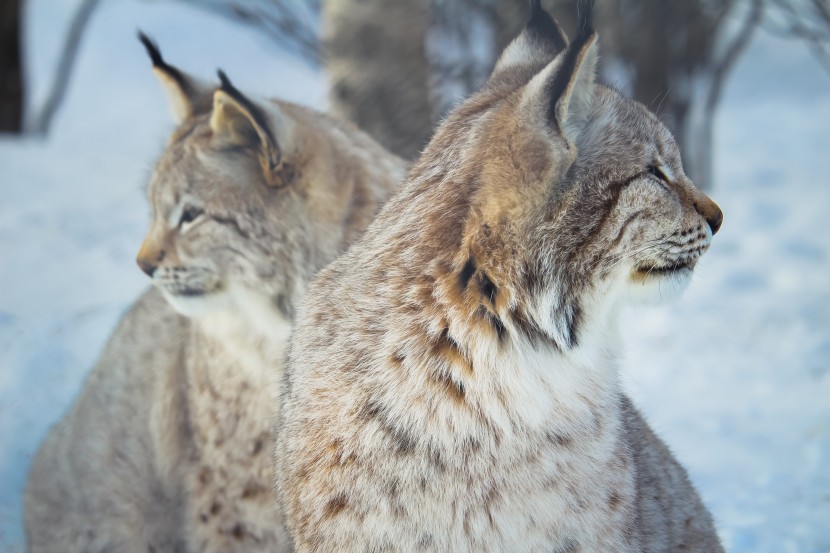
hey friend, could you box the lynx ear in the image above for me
[138,32,211,123]
[488,1,568,86]
[211,71,288,188]
[522,29,598,142]
[549,30,598,134]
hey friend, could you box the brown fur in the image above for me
[278,7,723,552]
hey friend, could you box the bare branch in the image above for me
[166,0,321,65]
[29,0,322,136]
[813,0,830,27]
[0,0,24,133]
[762,0,830,70]
[30,0,100,135]
[425,0,511,119]
[708,0,764,113]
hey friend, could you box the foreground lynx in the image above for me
[24,36,404,553]
[278,5,724,552]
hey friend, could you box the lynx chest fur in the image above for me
[279,5,724,552]
[24,36,404,553]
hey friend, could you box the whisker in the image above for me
[606,237,669,262]
[605,243,666,272]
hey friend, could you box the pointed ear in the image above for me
[522,30,598,142]
[549,30,598,134]
[210,71,289,188]
[138,31,212,123]
[488,1,568,86]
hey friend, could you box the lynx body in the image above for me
[24,37,405,553]
[278,6,724,552]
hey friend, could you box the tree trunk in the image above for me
[322,0,434,160]
[30,0,100,135]
[0,0,24,133]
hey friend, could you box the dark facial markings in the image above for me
[574,171,647,270]
[209,214,252,240]
[646,164,667,182]
[610,169,656,193]
[179,205,204,227]
[584,167,672,252]
[602,211,647,263]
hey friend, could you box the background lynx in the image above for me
[24,36,404,553]
[278,5,723,552]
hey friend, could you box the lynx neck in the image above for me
[469,292,623,437]
[192,308,291,383]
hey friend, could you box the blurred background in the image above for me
[1,0,828,551]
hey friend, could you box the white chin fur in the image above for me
[157,282,291,345]
[159,286,234,318]
[625,269,693,306]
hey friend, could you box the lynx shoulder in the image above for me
[279,5,723,552]
[24,34,405,553]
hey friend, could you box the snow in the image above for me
[1,2,828,551]
[620,32,830,552]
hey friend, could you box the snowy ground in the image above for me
[1,2,828,551]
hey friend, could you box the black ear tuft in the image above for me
[577,0,595,37]
[217,69,248,105]
[489,0,568,84]
[138,30,190,92]
[217,69,234,92]
[215,69,277,146]
[545,28,597,126]
[525,1,568,54]
[137,31,164,67]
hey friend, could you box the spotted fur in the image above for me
[278,6,724,552]
[24,36,405,553]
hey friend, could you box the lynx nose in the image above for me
[694,197,723,236]
[136,239,165,278]
[136,257,157,277]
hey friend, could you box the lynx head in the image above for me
[135,34,402,334]
[392,3,722,351]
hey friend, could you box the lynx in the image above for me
[278,5,724,552]
[24,35,405,553]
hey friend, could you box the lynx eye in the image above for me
[179,205,204,228]
[647,164,668,182]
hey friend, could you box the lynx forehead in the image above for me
[278,3,723,552]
